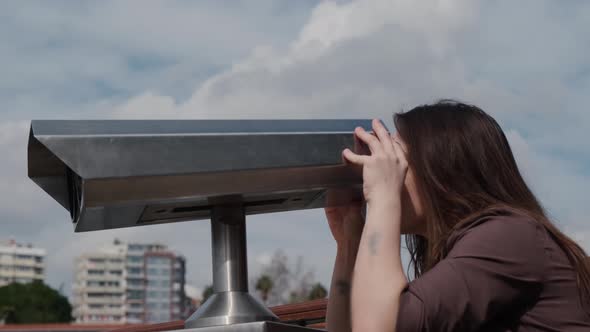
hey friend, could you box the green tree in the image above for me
[0,281,72,323]
[255,275,273,304]
[201,285,214,303]
[289,291,300,304]
[257,250,315,305]
[308,283,327,300]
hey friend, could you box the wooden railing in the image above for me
[270,298,327,329]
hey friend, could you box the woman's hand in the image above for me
[325,202,364,247]
[345,119,409,332]
[343,119,408,206]
[325,202,364,332]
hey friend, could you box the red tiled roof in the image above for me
[104,322,184,332]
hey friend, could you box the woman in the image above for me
[325,100,590,331]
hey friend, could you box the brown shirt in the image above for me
[396,213,590,331]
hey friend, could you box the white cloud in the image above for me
[0,121,61,227]
[111,0,590,259]
[0,0,589,296]
[114,0,480,120]
[0,1,316,119]
[184,284,202,300]
[506,130,590,251]
[113,0,590,134]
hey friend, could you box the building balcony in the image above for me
[8,271,37,279]
[125,283,144,290]
[91,287,123,293]
[81,286,125,293]
[75,307,125,316]
[125,298,144,303]
[78,262,125,271]
[125,306,144,313]
[125,272,144,278]
[83,297,125,305]
[77,274,122,282]
[12,259,44,268]
[126,261,144,267]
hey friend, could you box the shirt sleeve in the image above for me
[395,216,546,332]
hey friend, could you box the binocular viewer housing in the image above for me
[28,119,371,232]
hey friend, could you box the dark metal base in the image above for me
[172,321,324,332]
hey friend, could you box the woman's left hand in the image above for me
[342,119,408,205]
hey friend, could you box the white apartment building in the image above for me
[0,239,46,286]
[72,240,186,324]
[72,241,127,323]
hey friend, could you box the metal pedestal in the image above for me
[185,204,280,328]
[177,321,324,332]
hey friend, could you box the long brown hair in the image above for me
[394,99,590,308]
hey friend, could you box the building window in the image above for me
[127,279,142,286]
[146,257,170,265]
[127,256,143,263]
[126,290,144,300]
[88,292,122,299]
[147,280,161,287]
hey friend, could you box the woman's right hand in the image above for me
[325,202,364,332]
[325,202,364,247]
[325,128,370,247]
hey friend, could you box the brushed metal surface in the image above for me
[172,321,324,332]
[184,292,279,328]
[183,205,280,328]
[210,205,249,293]
[28,119,373,232]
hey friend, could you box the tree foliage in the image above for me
[308,282,327,300]
[252,250,316,306]
[0,281,72,323]
[201,285,214,303]
[255,275,273,304]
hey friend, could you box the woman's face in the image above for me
[393,133,426,236]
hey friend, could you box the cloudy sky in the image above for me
[1,0,589,298]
